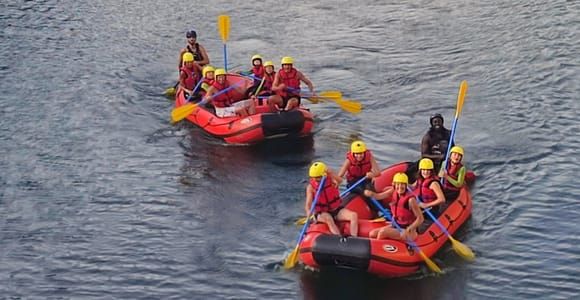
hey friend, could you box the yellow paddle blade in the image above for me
[295,217,307,225]
[217,15,230,42]
[418,250,442,274]
[449,236,476,261]
[455,80,468,118]
[337,99,362,114]
[318,90,342,99]
[370,217,386,222]
[171,103,197,123]
[165,87,176,97]
[283,245,300,269]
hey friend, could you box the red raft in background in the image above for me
[298,161,476,277]
[174,74,314,144]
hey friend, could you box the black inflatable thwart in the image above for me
[312,234,371,270]
[261,110,305,137]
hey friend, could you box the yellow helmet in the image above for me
[393,172,409,185]
[214,68,227,77]
[450,146,464,156]
[351,140,367,153]
[419,158,434,170]
[251,54,263,62]
[309,162,327,178]
[281,56,294,65]
[182,52,194,63]
[264,60,274,68]
[202,65,215,77]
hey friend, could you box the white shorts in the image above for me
[215,99,252,118]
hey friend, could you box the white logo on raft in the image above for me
[383,244,397,253]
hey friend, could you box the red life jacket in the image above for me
[277,68,300,97]
[416,175,441,204]
[252,65,265,82]
[390,191,416,227]
[443,162,463,191]
[262,72,275,92]
[210,81,233,108]
[309,178,342,214]
[345,150,372,182]
[180,66,199,90]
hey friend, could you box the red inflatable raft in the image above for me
[174,74,314,144]
[298,161,476,277]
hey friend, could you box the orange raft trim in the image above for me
[298,161,476,277]
[174,74,314,144]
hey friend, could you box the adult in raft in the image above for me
[337,140,381,195]
[305,162,359,237]
[203,69,255,118]
[178,30,210,75]
[364,172,424,240]
[271,56,315,111]
[421,113,452,170]
[439,145,467,201]
[412,158,446,220]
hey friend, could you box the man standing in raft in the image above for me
[364,172,424,240]
[271,56,315,111]
[305,162,358,237]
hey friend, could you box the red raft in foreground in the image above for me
[174,74,314,144]
[298,161,476,277]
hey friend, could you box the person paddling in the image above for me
[271,56,315,111]
[305,162,359,237]
[364,173,424,240]
[439,146,467,201]
[337,140,380,195]
[412,158,446,219]
[203,69,255,118]
[178,53,200,97]
[421,114,452,169]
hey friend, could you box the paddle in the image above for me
[284,176,327,269]
[409,187,475,261]
[369,197,442,274]
[164,82,179,97]
[295,176,367,225]
[217,15,230,71]
[440,80,468,184]
[287,87,362,114]
[170,80,244,123]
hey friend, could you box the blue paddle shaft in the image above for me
[223,44,228,72]
[408,187,453,238]
[441,116,459,184]
[295,176,327,245]
[185,79,205,103]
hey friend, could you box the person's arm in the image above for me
[421,134,443,162]
[405,197,424,237]
[420,181,446,208]
[178,71,193,94]
[367,156,381,178]
[203,86,217,103]
[304,184,314,216]
[445,165,466,188]
[271,72,284,92]
[197,44,210,66]
[326,168,343,187]
[364,187,393,201]
[297,71,314,93]
[337,159,350,179]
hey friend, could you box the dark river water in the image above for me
[1,0,579,299]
